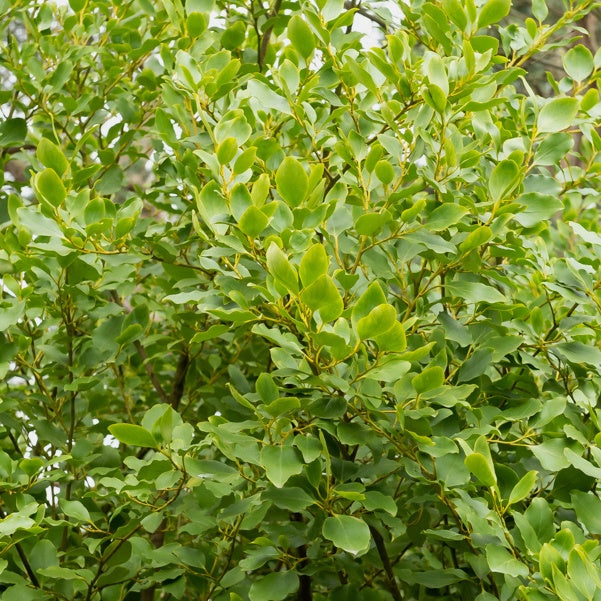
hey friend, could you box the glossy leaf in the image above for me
[322,515,371,555]
[276,157,308,207]
[260,446,303,488]
[108,424,158,448]
[537,98,579,133]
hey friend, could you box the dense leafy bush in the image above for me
[2,0,601,599]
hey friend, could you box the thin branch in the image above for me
[369,525,403,601]
[0,507,40,588]
[109,291,170,404]
[169,350,189,410]
[258,0,283,71]
[133,339,170,404]
[344,0,388,30]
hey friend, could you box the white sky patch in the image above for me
[103,434,120,448]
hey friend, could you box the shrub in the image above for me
[1,0,601,599]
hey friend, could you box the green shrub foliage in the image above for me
[1,0,601,599]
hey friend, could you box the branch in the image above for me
[133,339,170,404]
[0,507,40,588]
[344,1,388,30]
[369,525,403,601]
[169,350,189,410]
[258,0,283,71]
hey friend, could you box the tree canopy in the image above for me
[2,0,601,599]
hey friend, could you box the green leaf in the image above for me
[0,299,25,330]
[532,0,548,21]
[537,98,579,133]
[363,491,397,515]
[37,138,69,176]
[465,452,497,487]
[256,373,278,403]
[322,515,371,555]
[260,446,303,488]
[266,243,299,294]
[426,204,468,231]
[554,342,601,366]
[356,304,396,340]
[239,206,269,237]
[263,396,301,417]
[233,146,257,174]
[373,321,407,353]
[60,499,91,523]
[300,274,344,322]
[568,547,601,599]
[352,281,387,327]
[507,470,537,505]
[299,243,329,286]
[514,193,563,227]
[459,225,492,253]
[374,160,394,184]
[0,118,27,146]
[249,571,299,601]
[108,424,158,448]
[533,133,573,166]
[563,448,601,479]
[276,157,308,207]
[263,486,314,511]
[412,366,445,394]
[442,0,467,29]
[217,137,238,164]
[563,44,593,82]
[0,513,35,536]
[287,16,314,59]
[186,12,207,36]
[571,491,601,534]
[355,212,389,236]
[477,0,510,29]
[485,544,528,577]
[35,168,67,207]
[427,56,448,97]
[115,324,143,345]
[446,280,506,304]
[489,160,520,201]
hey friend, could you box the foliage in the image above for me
[1,0,601,599]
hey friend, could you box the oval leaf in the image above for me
[537,97,579,133]
[465,452,497,487]
[35,168,66,207]
[266,243,299,294]
[356,304,396,340]
[299,243,328,286]
[37,138,69,176]
[478,0,510,29]
[507,470,537,505]
[489,160,519,201]
[276,157,308,207]
[108,424,158,448]
[563,44,593,82]
[300,274,344,322]
[260,445,303,488]
[412,366,445,394]
[322,515,371,555]
[287,16,314,59]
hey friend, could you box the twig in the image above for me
[369,525,403,601]
[258,0,283,71]
[0,507,40,588]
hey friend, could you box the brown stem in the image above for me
[0,507,40,588]
[369,525,403,601]
[343,0,388,30]
[134,339,170,404]
[169,350,189,410]
[258,0,283,71]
